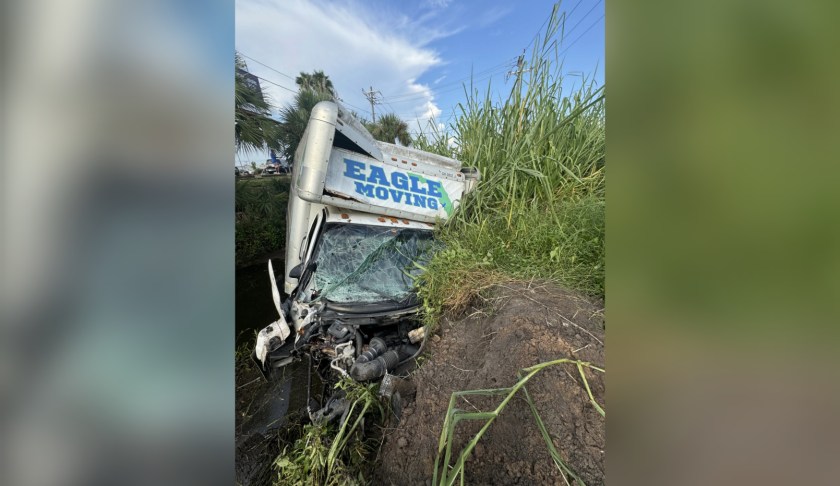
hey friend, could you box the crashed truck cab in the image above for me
[253,101,479,382]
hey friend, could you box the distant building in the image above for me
[236,67,263,101]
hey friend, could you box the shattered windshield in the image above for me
[305,223,437,305]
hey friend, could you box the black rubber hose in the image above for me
[349,348,401,381]
[398,344,419,361]
[356,337,388,364]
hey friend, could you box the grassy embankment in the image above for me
[235,176,291,267]
[414,10,605,325]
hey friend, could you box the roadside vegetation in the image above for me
[235,177,290,267]
[414,4,605,327]
[364,113,413,146]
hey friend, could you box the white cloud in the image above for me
[475,5,513,28]
[236,0,449,137]
[425,0,453,9]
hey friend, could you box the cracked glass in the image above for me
[305,223,437,304]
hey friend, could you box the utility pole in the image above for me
[362,86,381,123]
[506,51,530,83]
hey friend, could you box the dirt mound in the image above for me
[375,282,605,485]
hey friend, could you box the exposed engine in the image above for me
[253,261,427,384]
[255,303,425,381]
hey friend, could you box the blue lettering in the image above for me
[409,175,428,195]
[344,159,366,180]
[354,181,375,198]
[368,165,390,186]
[389,189,405,203]
[391,172,409,190]
[413,194,427,208]
[427,180,443,198]
[375,186,389,200]
[408,174,426,194]
[428,198,439,210]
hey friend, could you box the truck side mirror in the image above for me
[289,263,303,279]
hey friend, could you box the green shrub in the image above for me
[235,177,291,265]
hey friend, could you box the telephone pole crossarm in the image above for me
[362,86,381,123]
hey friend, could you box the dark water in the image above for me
[235,260,282,343]
[235,259,318,442]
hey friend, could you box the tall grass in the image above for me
[414,4,605,319]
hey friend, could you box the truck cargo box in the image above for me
[293,101,479,224]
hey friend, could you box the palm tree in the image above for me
[295,70,336,98]
[235,53,282,153]
[369,113,412,146]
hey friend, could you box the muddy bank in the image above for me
[376,282,605,485]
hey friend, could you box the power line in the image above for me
[403,5,603,130]
[519,1,556,55]
[238,52,297,81]
[337,98,370,115]
[394,0,583,101]
[566,0,587,19]
[558,13,604,57]
[241,52,345,101]
[383,60,516,101]
[252,74,299,94]
[534,0,602,59]
[405,3,603,132]
[563,0,603,44]
[403,104,462,124]
[381,67,510,106]
[382,1,579,103]
[379,97,399,115]
[240,54,394,121]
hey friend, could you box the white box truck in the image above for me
[253,101,479,382]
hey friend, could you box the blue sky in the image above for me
[236,0,604,162]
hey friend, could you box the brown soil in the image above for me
[375,282,605,485]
